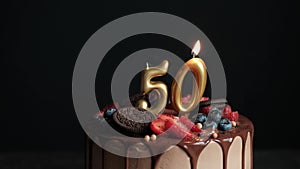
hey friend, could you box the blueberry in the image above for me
[195,113,207,124]
[218,118,232,131]
[104,108,116,118]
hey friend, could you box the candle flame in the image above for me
[146,62,149,70]
[191,40,201,57]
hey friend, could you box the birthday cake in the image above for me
[86,95,254,169]
[86,40,253,169]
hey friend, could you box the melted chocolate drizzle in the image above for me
[86,115,253,169]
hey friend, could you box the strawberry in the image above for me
[222,105,232,116]
[222,105,237,121]
[227,111,239,121]
[165,119,193,139]
[179,116,201,132]
[150,118,169,135]
[199,106,211,114]
[150,114,201,138]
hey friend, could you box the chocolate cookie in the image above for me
[112,107,156,136]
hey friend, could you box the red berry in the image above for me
[150,118,168,134]
[222,105,232,117]
[229,111,239,121]
[165,119,193,139]
[150,114,176,134]
[223,111,239,121]
[191,125,202,132]
[199,106,211,114]
[150,114,200,138]
[179,116,201,132]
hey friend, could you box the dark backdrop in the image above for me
[1,0,298,154]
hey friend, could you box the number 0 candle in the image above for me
[171,40,207,114]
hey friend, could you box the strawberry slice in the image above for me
[179,116,201,132]
[150,118,169,135]
[150,114,176,135]
[165,119,194,139]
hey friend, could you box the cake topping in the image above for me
[165,119,194,139]
[112,107,156,135]
[194,113,207,124]
[150,114,201,139]
[104,108,117,118]
[231,121,237,127]
[223,111,239,122]
[218,118,233,131]
[144,135,150,142]
[196,123,203,130]
[212,132,218,138]
[150,114,175,135]
[150,134,157,141]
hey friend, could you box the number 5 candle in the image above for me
[136,60,169,114]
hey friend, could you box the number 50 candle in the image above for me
[137,40,207,115]
[171,40,207,115]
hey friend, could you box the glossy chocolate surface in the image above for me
[86,114,253,169]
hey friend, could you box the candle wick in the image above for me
[191,51,197,58]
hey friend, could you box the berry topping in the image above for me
[165,119,194,139]
[195,113,207,124]
[179,116,201,132]
[223,111,239,122]
[150,118,167,135]
[199,106,211,114]
[222,104,232,115]
[104,108,116,118]
[218,118,233,131]
[150,114,201,138]
[150,114,177,134]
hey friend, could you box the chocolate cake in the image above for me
[86,98,254,169]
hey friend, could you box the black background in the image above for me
[1,0,299,162]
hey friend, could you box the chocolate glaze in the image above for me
[86,114,254,169]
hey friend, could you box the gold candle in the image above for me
[171,40,207,114]
[136,60,169,114]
